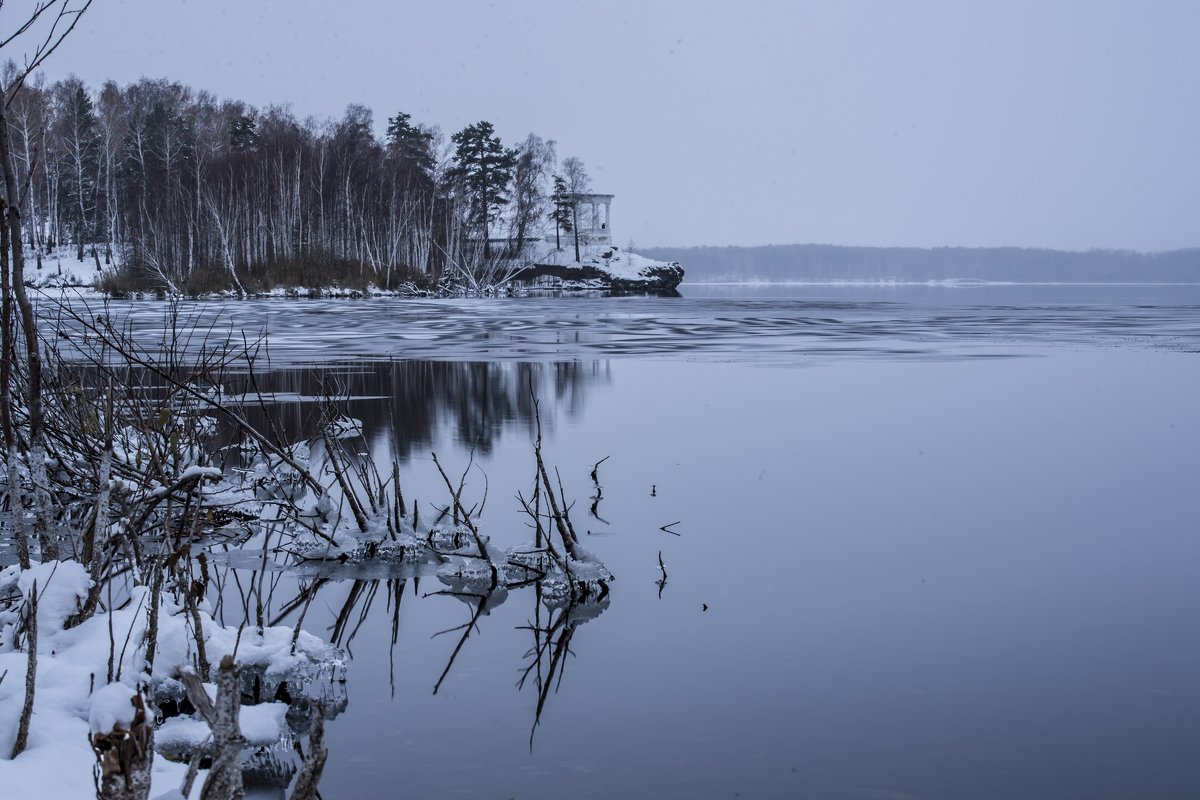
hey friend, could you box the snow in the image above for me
[0,691,198,799]
[529,243,681,282]
[25,245,107,294]
[22,239,680,297]
[227,392,390,404]
[88,682,141,733]
[176,465,224,482]
[10,559,92,632]
[154,714,211,753]
[154,716,211,752]
[0,728,185,800]
[237,702,290,745]
[0,559,343,798]
[326,416,364,439]
[157,702,287,751]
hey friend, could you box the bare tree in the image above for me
[0,0,94,560]
[561,156,590,263]
[510,134,554,257]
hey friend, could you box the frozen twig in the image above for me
[10,579,37,758]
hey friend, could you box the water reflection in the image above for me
[224,568,610,751]
[220,359,609,458]
[33,289,1200,798]
[518,587,609,748]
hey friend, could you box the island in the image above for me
[0,70,685,299]
[511,192,684,293]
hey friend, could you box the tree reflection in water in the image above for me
[198,358,615,751]
[223,359,610,459]
[220,568,608,749]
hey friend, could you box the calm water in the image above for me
[57,286,1200,797]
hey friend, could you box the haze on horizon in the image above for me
[28,0,1200,253]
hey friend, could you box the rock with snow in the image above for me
[325,415,363,440]
[515,245,684,292]
[88,683,142,734]
[9,559,92,632]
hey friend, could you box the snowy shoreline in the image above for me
[0,559,345,799]
[28,244,686,299]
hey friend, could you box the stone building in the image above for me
[549,193,614,247]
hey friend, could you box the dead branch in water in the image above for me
[320,428,369,533]
[181,655,246,800]
[527,390,580,563]
[432,593,489,696]
[589,455,610,486]
[431,452,499,587]
[289,705,328,800]
[288,703,328,800]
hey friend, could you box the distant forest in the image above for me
[1,66,592,293]
[642,244,1200,284]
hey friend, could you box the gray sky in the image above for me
[28,0,1200,251]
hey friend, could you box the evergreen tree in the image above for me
[6,71,605,291]
[449,121,514,258]
[549,174,572,251]
[385,111,434,178]
[144,99,194,191]
[53,78,101,259]
[230,114,259,153]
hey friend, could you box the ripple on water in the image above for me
[44,289,1200,366]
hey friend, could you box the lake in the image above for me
[54,284,1200,798]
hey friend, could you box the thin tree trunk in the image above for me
[0,100,58,560]
[572,205,580,262]
[288,705,328,800]
[181,655,246,800]
[0,200,28,569]
[11,580,37,758]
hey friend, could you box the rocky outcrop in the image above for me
[513,246,684,292]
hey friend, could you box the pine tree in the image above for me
[230,114,259,153]
[385,111,434,179]
[54,79,101,260]
[449,121,514,258]
[549,174,572,251]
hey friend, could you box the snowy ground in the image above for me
[19,241,682,296]
[24,246,107,291]
[530,242,679,281]
[0,559,342,799]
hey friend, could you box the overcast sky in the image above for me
[23,0,1200,251]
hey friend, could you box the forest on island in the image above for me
[2,65,593,294]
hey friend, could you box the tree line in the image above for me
[2,65,593,294]
[641,243,1200,283]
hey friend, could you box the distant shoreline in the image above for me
[643,243,1200,285]
[683,279,1200,287]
